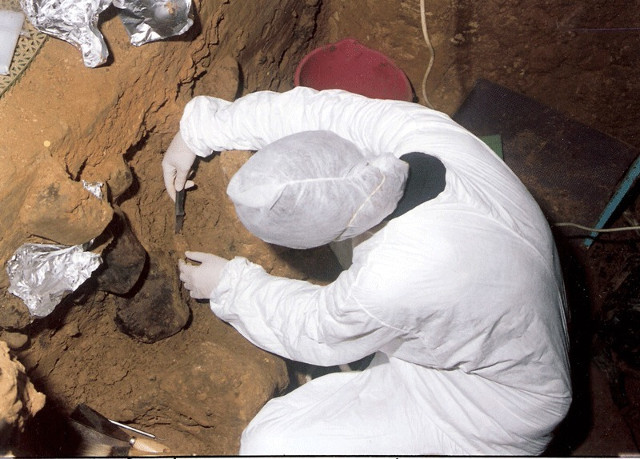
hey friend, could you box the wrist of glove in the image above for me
[162,131,197,201]
[179,251,229,299]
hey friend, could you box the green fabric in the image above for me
[480,134,503,159]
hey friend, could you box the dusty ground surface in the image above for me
[1,0,639,455]
[2,1,328,456]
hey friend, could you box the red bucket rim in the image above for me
[294,38,413,102]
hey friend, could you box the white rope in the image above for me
[419,0,435,109]
[553,222,640,233]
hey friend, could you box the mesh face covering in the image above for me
[227,130,408,249]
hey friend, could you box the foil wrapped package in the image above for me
[19,0,193,67]
[6,243,102,318]
[20,0,112,68]
[114,0,193,46]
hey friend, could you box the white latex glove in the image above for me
[162,131,197,201]
[178,251,229,299]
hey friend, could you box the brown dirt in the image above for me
[1,0,639,456]
[0,341,45,450]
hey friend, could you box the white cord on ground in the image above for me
[420,0,435,109]
[553,222,640,233]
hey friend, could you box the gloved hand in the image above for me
[162,131,197,202]
[178,251,229,299]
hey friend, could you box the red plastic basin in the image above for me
[294,38,413,101]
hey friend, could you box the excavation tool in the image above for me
[70,403,170,455]
[175,188,186,234]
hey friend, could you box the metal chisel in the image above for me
[175,188,186,234]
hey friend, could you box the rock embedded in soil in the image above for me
[114,250,190,344]
[17,159,114,248]
[0,331,28,351]
[0,291,31,330]
[94,207,148,296]
[0,341,46,448]
[156,339,290,453]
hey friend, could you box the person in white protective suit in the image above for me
[161,87,572,455]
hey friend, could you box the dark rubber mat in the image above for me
[453,79,639,243]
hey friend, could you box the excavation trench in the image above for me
[1,0,639,455]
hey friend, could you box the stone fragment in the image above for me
[0,341,46,446]
[94,208,148,295]
[0,331,28,350]
[193,55,241,101]
[0,291,31,331]
[104,155,134,201]
[18,157,114,246]
[157,340,289,451]
[114,250,190,344]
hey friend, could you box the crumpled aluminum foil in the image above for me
[19,0,192,67]
[6,243,102,318]
[82,179,104,199]
[20,0,112,68]
[114,0,193,46]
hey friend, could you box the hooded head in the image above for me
[226,130,408,249]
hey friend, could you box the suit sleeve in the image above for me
[209,256,401,366]
[178,86,481,161]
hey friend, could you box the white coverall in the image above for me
[179,87,572,455]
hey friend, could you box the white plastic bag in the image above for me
[0,10,25,75]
